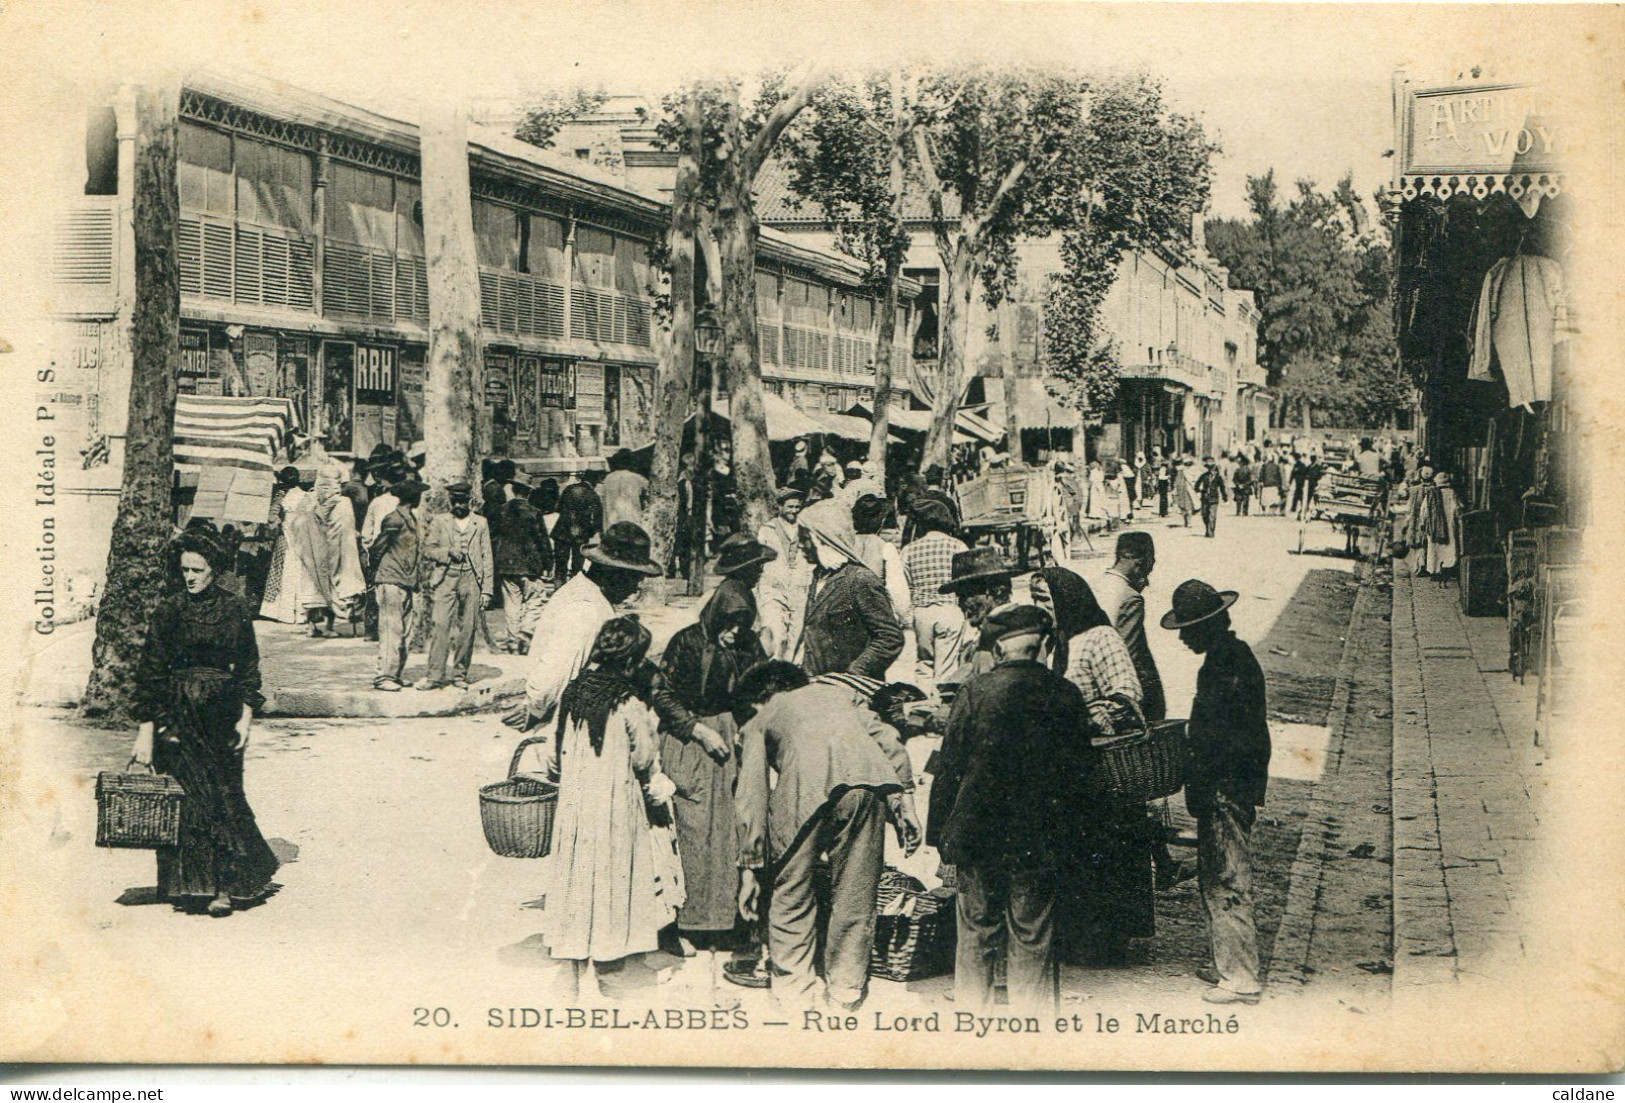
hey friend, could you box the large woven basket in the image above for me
[1087,696,1187,806]
[870,869,956,982]
[96,767,185,849]
[479,735,558,859]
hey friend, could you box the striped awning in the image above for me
[173,395,300,473]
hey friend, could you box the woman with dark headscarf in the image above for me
[1028,565,1155,964]
[130,530,279,917]
[659,573,769,992]
[538,615,685,996]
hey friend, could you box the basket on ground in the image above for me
[96,767,185,849]
[1087,695,1187,806]
[480,735,558,859]
[870,869,956,982]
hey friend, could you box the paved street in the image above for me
[5,507,1403,1061]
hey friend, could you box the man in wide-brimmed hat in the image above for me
[937,546,1018,688]
[1161,578,1271,1005]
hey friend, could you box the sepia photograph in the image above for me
[0,0,1619,1077]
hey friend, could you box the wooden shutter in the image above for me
[53,204,115,284]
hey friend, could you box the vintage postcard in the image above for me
[0,0,1620,1074]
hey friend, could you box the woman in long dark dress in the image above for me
[1029,566,1155,964]
[658,539,771,994]
[131,531,279,917]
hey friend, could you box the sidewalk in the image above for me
[20,582,705,719]
[1390,564,1543,992]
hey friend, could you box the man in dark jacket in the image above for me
[930,604,1093,1014]
[492,478,552,655]
[1195,457,1228,538]
[370,480,424,691]
[1162,579,1271,1004]
[796,500,904,679]
[552,471,604,580]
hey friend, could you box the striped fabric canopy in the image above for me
[172,395,300,473]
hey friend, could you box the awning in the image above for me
[815,411,906,443]
[844,402,974,444]
[955,409,1003,444]
[703,392,829,441]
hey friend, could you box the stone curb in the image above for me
[24,675,527,720]
[1264,564,1375,991]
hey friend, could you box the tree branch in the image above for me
[970,154,1028,249]
[745,61,826,180]
[910,125,955,265]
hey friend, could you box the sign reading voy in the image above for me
[1405,83,1560,175]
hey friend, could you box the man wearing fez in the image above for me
[1095,530,1166,722]
[416,481,494,691]
[930,604,1093,1015]
[1162,579,1272,1005]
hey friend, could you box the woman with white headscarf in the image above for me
[795,500,904,679]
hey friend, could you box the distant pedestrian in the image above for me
[493,478,552,655]
[1172,459,1198,528]
[1231,456,1254,517]
[417,482,493,691]
[553,471,605,580]
[600,448,649,530]
[370,479,424,692]
[1162,580,1271,1005]
[756,487,811,661]
[1195,457,1228,538]
[1257,453,1284,515]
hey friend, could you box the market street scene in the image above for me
[6,16,1598,1065]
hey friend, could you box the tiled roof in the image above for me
[754,157,962,225]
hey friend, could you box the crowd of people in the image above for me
[132,430,1301,1013]
[494,451,1273,1013]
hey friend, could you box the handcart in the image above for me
[1298,471,1389,560]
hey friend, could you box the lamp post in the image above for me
[687,317,723,595]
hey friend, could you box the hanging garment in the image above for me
[1468,255,1567,411]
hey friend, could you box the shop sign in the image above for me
[575,362,605,425]
[355,344,396,403]
[1404,83,1561,175]
[485,353,514,402]
[540,360,569,409]
[180,329,210,376]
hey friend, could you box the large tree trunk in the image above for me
[867,72,908,480]
[715,106,776,536]
[998,297,1022,464]
[921,246,975,471]
[82,83,181,725]
[419,104,483,507]
[646,91,702,574]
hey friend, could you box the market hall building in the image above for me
[46,72,925,586]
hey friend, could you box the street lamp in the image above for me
[694,318,723,358]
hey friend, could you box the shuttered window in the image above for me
[53,204,115,284]
[179,123,232,215]
[234,138,312,234]
[473,200,520,270]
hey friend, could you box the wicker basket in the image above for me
[95,767,185,849]
[479,735,558,859]
[869,869,956,982]
[1087,696,1187,806]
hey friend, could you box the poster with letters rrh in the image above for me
[0,0,1621,1078]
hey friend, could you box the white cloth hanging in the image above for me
[1468,254,1567,411]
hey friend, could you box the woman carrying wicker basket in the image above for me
[1028,567,1155,966]
[537,616,685,1000]
[130,530,280,918]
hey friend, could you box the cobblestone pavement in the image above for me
[1390,556,1543,993]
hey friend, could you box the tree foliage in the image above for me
[1042,74,1217,419]
[1205,171,1404,427]
[514,89,610,150]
